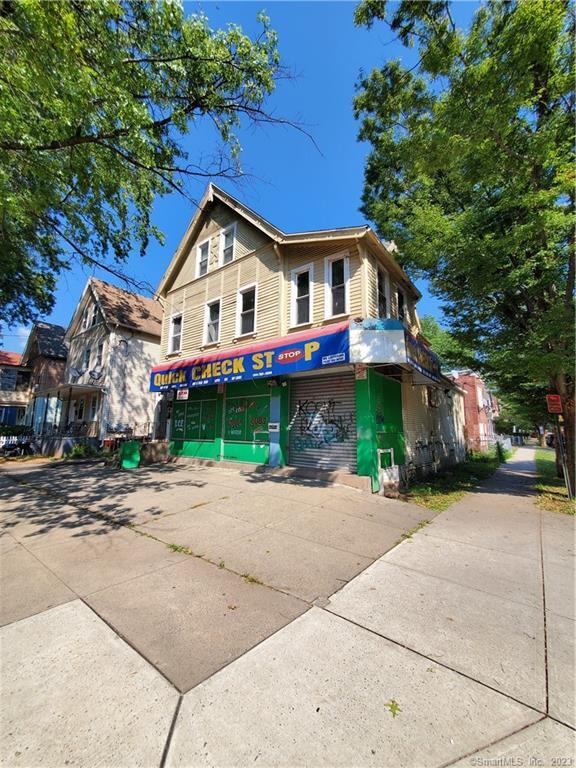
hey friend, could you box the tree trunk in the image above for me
[562,398,575,496]
[552,373,575,496]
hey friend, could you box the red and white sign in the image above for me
[176,388,189,401]
[546,394,563,414]
[276,348,303,364]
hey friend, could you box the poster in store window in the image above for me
[224,397,247,441]
[247,397,270,441]
[185,402,201,439]
[171,402,186,439]
[223,396,270,442]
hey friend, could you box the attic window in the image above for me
[169,314,183,354]
[197,240,210,277]
[82,306,92,330]
[220,224,236,266]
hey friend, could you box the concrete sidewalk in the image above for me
[1,447,574,767]
[166,447,574,766]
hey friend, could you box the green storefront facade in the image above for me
[166,367,405,493]
[169,379,275,466]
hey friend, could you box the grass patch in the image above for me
[534,448,574,516]
[242,573,262,585]
[0,455,48,464]
[166,543,195,556]
[397,518,432,544]
[404,448,510,512]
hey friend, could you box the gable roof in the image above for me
[22,322,67,364]
[0,351,23,366]
[157,183,420,299]
[89,278,163,337]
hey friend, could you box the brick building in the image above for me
[452,371,500,451]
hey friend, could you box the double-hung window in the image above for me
[237,285,256,336]
[205,299,221,344]
[169,314,182,354]
[377,268,389,319]
[82,306,92,330]
[397,289,406,322]
[291,264,313,327]
[197,239,210,277]
[325,254,349,318]
[83,348,91,371]
[95,342,104,368]
[220,224,236,266]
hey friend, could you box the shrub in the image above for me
[0,425,33,436]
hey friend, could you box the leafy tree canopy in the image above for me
[354,0,575,487]
[419,314,473,370]
[0,0,281,323]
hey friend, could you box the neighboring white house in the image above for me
[30,277,162,440]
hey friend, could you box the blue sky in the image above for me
[4,0,478,353]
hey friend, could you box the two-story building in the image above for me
[150,185,465,490]
[32,278,162,446]
[21,322,68,431]
[0,351,31,426]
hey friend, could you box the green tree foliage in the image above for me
[419,314,472,370]
[354,0,575,489]
[0,0,281,323]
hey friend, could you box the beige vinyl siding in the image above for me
[162,244,281,360]
[366,253,378,318]
[171,203,270,291]
[105,333,160,430]
[66,324,109,387]
[365,247,419,332]
[283,242,363,332]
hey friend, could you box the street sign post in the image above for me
[546,394,573,500]
[546,394,563,414]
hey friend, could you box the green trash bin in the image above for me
[120,440,141,469]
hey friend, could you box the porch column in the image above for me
[62,387,72,431]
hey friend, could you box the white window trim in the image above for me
[203,297,222,346]
[196,237,211,279]
[236,283,257,338]
[324,252,350,319]
[219,223,237,267]
[168,312,183,355]
[377,266,391,319]
[290,262,314,328]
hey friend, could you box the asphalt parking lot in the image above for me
[0,459,431,692]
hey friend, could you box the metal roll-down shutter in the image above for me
[289,372,357,471]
